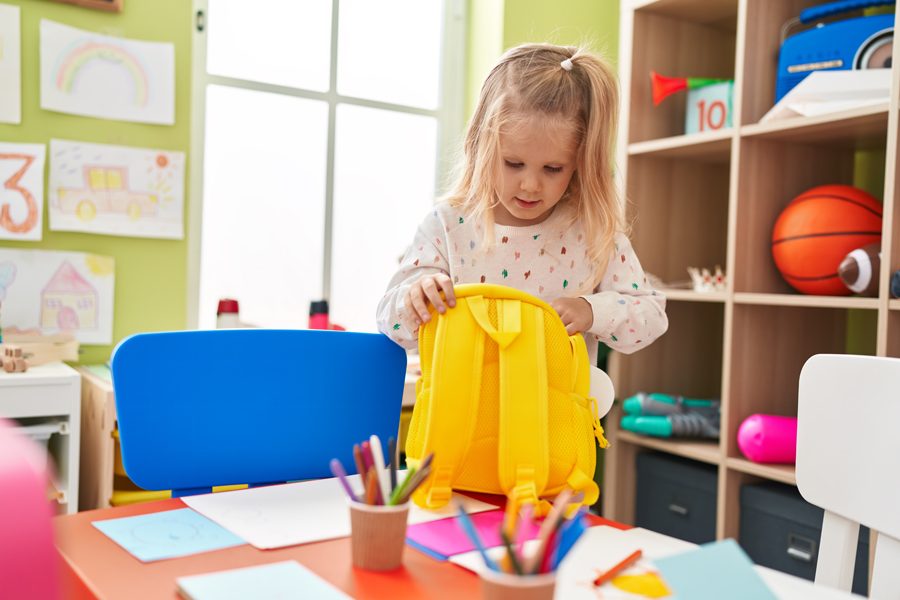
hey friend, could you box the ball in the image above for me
[772,184,882,295]
[838,243,880,296]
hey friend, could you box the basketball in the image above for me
[772,185,882,295]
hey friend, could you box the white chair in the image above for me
[797,354,900,598]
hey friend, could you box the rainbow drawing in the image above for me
[55,42,149,106]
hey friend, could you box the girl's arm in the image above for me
[580,233,668,354]
[376,211,451,348]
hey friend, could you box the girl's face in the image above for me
[493,113,579,227]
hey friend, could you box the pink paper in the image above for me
[406,509,542,558]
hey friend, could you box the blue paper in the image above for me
[177,561,352,600]
[655,539,777,600]
[92,508,244,562]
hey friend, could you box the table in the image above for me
[55,493,862,599]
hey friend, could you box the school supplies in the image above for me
[405,509,541,561]
[182,470,495,550]
[176,560,351,600]
[406,283,610,513]
[334,435,433,507]
[593,549,643,587]
[654,539,777,600]
[92,508,244,562]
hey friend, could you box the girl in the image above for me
[377,43,667,364]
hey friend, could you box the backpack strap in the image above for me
[468,295,550,512]
[411,297,485,509]
[566,335,604,507]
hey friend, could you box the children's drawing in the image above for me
[39,19,174,125]
[49,139,184,239]
[0,4,22,124]
[0,248,114,344]
[0,142,47,241]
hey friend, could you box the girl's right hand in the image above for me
[406,273,456,327]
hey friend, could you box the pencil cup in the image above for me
[480,570,556,600]
[348,500,410,571]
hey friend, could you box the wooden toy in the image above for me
[2,345,28,373]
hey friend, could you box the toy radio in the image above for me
[776,0,894,102]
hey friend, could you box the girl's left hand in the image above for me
[550,297,593,335]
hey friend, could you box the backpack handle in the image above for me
[467,295,521,348]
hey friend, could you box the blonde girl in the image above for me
[377,43,667,363]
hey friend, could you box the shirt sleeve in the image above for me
[580,233,668,354]
[376,210,451,349]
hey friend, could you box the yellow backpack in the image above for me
[405,283,609,514]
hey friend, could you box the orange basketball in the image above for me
[772,185,882,295]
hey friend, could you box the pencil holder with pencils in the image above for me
[330,435,433,571]
[480,569,556,600]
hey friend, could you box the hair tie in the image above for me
[560,58,573,71]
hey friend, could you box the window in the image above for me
[189,0,465,331]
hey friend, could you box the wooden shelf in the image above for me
[726,457,796,486]
[628,130,732,161]
[616,430,721,465]
[740,104,890,149]
[733,293,879,310]
[890,299,900,311]
[658,289,727,303]
[630,0,738,25]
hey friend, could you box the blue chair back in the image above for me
[111,329,406,495]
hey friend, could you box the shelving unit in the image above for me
[605,0,899,550]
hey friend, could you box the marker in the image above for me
[396,466,431,505]
[593,549,643,587]
[389,466,417,505]
[526,488,573,574]
[329,458,358,502]
[387,436,397,492]
[455,501,499,572]
[369,435,391,504]
[353,444,367,481]
[365,469,379,505]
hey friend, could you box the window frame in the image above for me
[186,0,467,328]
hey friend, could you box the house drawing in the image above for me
[40,261,98,331]
[56,165,158,221]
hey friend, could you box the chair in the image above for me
[111,329,406,496]
[796,354,900,598]
[0,418,59,599]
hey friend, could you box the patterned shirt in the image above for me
[376,200,668,362]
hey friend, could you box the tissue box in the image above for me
[686,81,733,134]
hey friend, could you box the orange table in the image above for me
[55,495,627,599]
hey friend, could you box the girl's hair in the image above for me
[444,43,623,283]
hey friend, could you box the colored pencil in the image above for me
[395,465,431,505]
[365,469,379,505]
[593,549,642,587]
[387,436,397,492]
[353,444,367,481]
[360,441,382,504]
[455,501,499,572]
[369,435,391,504]
[551,509,588,570]
[388,466,417,505]
[525,488,573,574]
[499,528,524,575]
[329,458,358,502]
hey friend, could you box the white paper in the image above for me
[48,139,184,239]
[0,142,46,241]
[40,19,175,125]
[0,248,115,344]
[0,4,21,124]
[761,69,891,123]
[182,474,496,550]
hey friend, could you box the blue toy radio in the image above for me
[776,0,894,102]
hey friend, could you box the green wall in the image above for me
[0,0,192,364]
[466,0,620,115]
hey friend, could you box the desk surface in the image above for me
[55,495,625,600]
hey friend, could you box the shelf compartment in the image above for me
[628,154,730,286]
[725,457,796,486]
[741,105,889,150]
[891,299,900,310]
[727,303,876,459]
[887,311,900,358]
[628,3,737,143]
[733,136,886,295]
[618,430,721,464]
[611,301,724,402]
[628,129,732,161]
[734,293,879,310]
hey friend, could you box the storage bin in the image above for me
[635,451,717,544]
[739,481,869,596]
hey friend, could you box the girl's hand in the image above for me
[405,273,456,328]
[551,297,593,335]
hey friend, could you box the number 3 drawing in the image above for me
[0,154,38,234]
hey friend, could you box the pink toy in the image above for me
[737,414,798,464]
[0,418,58,599]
